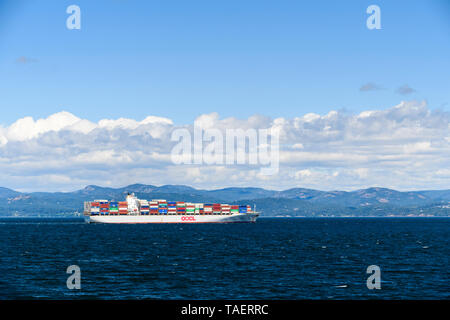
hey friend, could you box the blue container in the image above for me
[239,206,247,213]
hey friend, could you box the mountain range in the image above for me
[1,184,449,217]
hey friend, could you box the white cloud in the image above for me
[5,111,84,141]
[353,168,369,179]
[0,100,449,192]
[0,111,174,144]
[403,141,432,154]
[294,169,312,179]
[292,143,304,149]
[98,115,172,131]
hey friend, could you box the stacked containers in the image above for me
[186,203,195,215]
[176,202,186,215]
[91,198,252,216]
[139,200,149,215]
[168,201,177,215]
[213,203,221,214]
[195,203,203,215]
[119,201,128,215]
[204,204,213,215]
[221,204,231,215]
[149,201,158,215]
[109,201,119,215]
[90,201,100,215]
[99,201,109,215]
[158,200,168,215]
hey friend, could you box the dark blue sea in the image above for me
[0,217,448,299]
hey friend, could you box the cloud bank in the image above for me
[1,101,449,192]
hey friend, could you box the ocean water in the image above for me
[0,217,448,299]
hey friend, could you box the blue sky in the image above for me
[0,0,449,125]
[0,1,450,192]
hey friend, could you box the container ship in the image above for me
[83,193,259,223]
